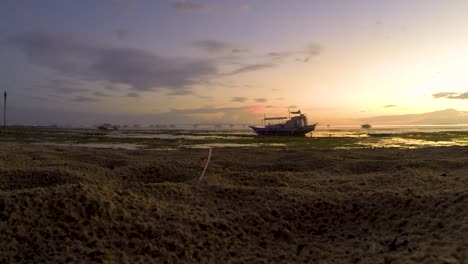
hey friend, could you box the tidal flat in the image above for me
[2,127,468,150]
[0,128,467,263]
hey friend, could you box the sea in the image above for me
[12,124,468,150]
[104,124,468,149]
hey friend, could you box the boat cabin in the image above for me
[263,114,309,128]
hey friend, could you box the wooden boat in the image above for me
[249,110,317,136]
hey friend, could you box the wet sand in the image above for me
[0,143,467,263]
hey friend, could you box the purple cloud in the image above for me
[7,32,218,95]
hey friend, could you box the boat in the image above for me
[97,123,119,131]
[249,110,317,136]
[361,123,372,129]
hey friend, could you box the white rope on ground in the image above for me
[198,147,212,184]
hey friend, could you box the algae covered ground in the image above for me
[0,141,467,263]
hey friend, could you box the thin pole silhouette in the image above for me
[3,91,6,129]
[198,147,212,184]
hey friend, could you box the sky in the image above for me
[2,0,468,126]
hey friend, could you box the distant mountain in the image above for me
[360,109,468,125]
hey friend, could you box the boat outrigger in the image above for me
[249,110,318,136]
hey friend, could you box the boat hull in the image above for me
[249,124,317,136]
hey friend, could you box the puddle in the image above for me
[360,138,464,148]
[185,143,286,149]
[32,142,144,150]
[107,133,246,140]
[146,147,179,151]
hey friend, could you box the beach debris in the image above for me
[198,147,212,184]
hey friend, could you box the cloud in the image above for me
[90,49,216,92]
[192,40,247,54]
[276,97,284,101]
[384,104,397,108]
[451,93,468,99]
[196,95,213,100]
[298,43,322,62]
[37,79,89,94]
[167,89,192,96]
[268,43,322,63]
[192,40,231,53]
[171,0,212,12]
[305,43,322,56]
[156,105,262,124]
[268,52,291,62]
[226,63,275,75]
[126,92,140,98]
[172,1,249,13]
[200,80,250,89]
[105,83,127,91]
[432,92,458,98]
[93,91,109,97]
[231,48,248,53]
[232,96,248,102]
[254,98,267,102]
[433,92,468,99]
[71,96,98,103]
[7,32,218,95]
[170,106,241,114]
[10,104,263,126]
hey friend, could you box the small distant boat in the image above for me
[361,123,372,129]
[249,110,318,136]
[97,124,119,131]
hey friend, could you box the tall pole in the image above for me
[3,91,6,129]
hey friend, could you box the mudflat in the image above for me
[0,143,467,263]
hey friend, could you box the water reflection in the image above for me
[33,142,143,150]
[107,133,245,140]
[361,138,466,149]
[185,143,286,149]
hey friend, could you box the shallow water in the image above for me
[33,142,143,150]
[136,125,468,149]
[360,138,464,149]
[107,133,245,140]
[7,124,468,149]
[185,143,287,149]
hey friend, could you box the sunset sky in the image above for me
[2,0,468,125]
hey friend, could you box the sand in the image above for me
[0,143,467,263]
